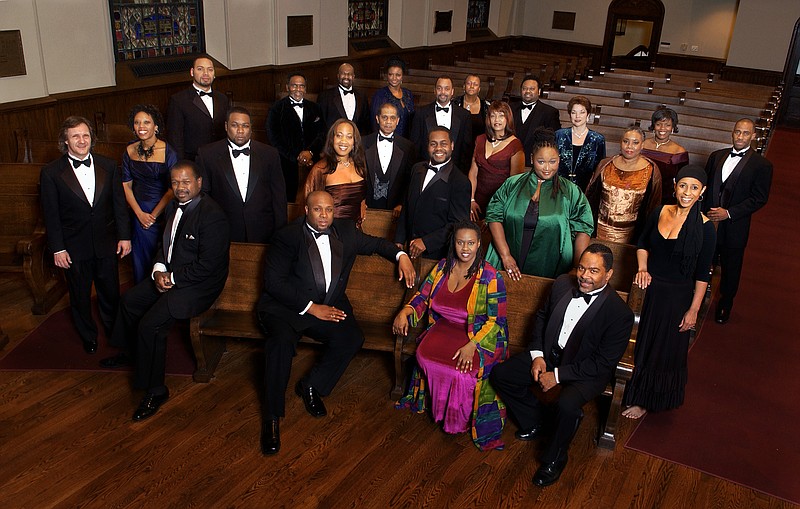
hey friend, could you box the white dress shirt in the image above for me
[290,99,304,122]
[521,101,537,124]
[300,223,333,315]
[228,141,251,201]
[340,86,356,121]
[69,154,95,206]
[435,102,452,129]
[193,84,214,118]
[377,132,395,174]
[422,159,449,191]
[152,199,194,284]
[721,148,749,183]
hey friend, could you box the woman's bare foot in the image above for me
[622,405,647,419]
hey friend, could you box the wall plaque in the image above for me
[287,15,313,47]
[0,30,26,78]
[434,11,453,33]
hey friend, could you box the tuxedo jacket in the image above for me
[703,148,773,249]
[362,132,416,209]
[266,96,326,167]
[166,88,230,160]
[40,153,130,261]
[394,160,471,260]
[316,86,372,135]
[529,274,633,400]
[511,100,562,163]
[410,102,473,169]
[155,194,230,319]
[257,218,401,331]
[197,139,287,243]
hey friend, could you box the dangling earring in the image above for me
[698,195,704,201]
[672,191,676,198]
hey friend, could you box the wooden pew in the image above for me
[15,129,128,166]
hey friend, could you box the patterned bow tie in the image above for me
[340,87,353,95]
[436,106,449,113]
[197,90,211,97]
[572,288,593,304]
[231,147,250,158]
[378,135,394,142]
[70,156,91,169]
[729,151,745,158]
[521,103,534,110]
[291,101,304,108]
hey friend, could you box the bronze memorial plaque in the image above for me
[0,30,27,78]
[287,16,313,48]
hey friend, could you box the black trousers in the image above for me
[63,255,120,344]
[716,245,746,310]
[259,305,364,418]
[490,352,587,463]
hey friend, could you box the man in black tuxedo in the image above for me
[410,76,473,170]
[166,55,230,161]
[40,116,131,355]
[256,190,415,455]
[111,161,230,421]
[363,102,416,218]
[197,106,287,243]
[490,244,633,487]
[395,127,471,260]
[266,72,326,202]
[511,76,562,164]
[317,63,371,135]
[703,118,772,324]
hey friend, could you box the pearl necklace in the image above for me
[572,128,588,139]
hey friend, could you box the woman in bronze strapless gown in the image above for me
[641,108,689,203]
[304,118,367,225]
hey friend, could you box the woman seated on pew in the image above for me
[484,128,593,280]
[641,107,689,203]
[370,58,415,138]
[394,220,508,451]
[468,101,524,221]
[586,125,662,244]
[555,96,606,191]
[454,74,490,141]
[304,119,367,226]
[622,165,715,419]
[122,104,178,283]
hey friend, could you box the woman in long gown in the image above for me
[622,165,716,419]
[304,119,367,225]
[485,128,593,280]
[468,100,524,221]
[370,58,415,138]
[454,74,490,157]
[641,108,690,203]
[586,126,662,244]
[122,104,178,283]
[394,220,508,450]
[554,96,606,191]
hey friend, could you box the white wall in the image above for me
[727,0,800,71]
[0,0,48,102]
[521,0,610,46]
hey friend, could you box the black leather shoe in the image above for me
[715,306,730,324]
[295,381,327,417]
[533,454,569,487]
[261,419,280,455]
[100,352,133,368]
[132,390,170,421]
[82,340,98,354]
[515,425,544,441]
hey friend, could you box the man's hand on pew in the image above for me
[397,253,416,288]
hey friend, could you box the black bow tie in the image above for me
[436,106,449,113]
[291,101,304,108]
[572,288,593,304]
[378,135,394,142]
[197,90,211,97]
[729,151,745,158]
[521,103,534,110]
[427,164,440,173]
[340,87,353,95]
[177,202,190,212]
[70,156,91,169]
[231,146,250,158]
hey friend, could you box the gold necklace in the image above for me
[655,139,671,149]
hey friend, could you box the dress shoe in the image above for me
[99,352,133,368]
[514,425,544,441]
[715,306,730,324]
[82,339,98,354]
[295,381,327,417]
[132,389,170,421]
[261,419,280,455]
[532,454,569,487]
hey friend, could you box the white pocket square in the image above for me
[185,234,196,240]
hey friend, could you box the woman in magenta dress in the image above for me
[468,101,525,221]
[394,221,508,450]
[122,104,178,283]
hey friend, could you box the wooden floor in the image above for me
[0,272,795,509]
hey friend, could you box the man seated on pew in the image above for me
[40,115,131,355]
[410,75,473,170]
[256,190,415,455]
[197,106,287,243]
[511,76,562,164]
[394,127,471,260]
[490,243,633,487]
[107,161,230,421]
[317,63,372,135]
[363,102,416,218]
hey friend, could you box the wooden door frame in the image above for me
[601,0,665,69]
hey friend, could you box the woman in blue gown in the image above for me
[122,104,178,283]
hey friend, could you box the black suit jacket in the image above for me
[166,88,230,160]
[362,132,416,209]
[155,194,230,319]
[266,97,326,167]
[410,102,473,170]
[316,86,371,135]
[196,139,287,243]
[511,100,562,163]
[529,274,633,399]
[703,148,773,249]
[394,160,471,260]
[257,218,401,330]
[40,154,130,261]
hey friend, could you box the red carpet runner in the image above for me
[625,128,800,504]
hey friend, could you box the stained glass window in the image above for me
[348,1,388,39]
[109,1,204,62]
[467,0,490,30]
